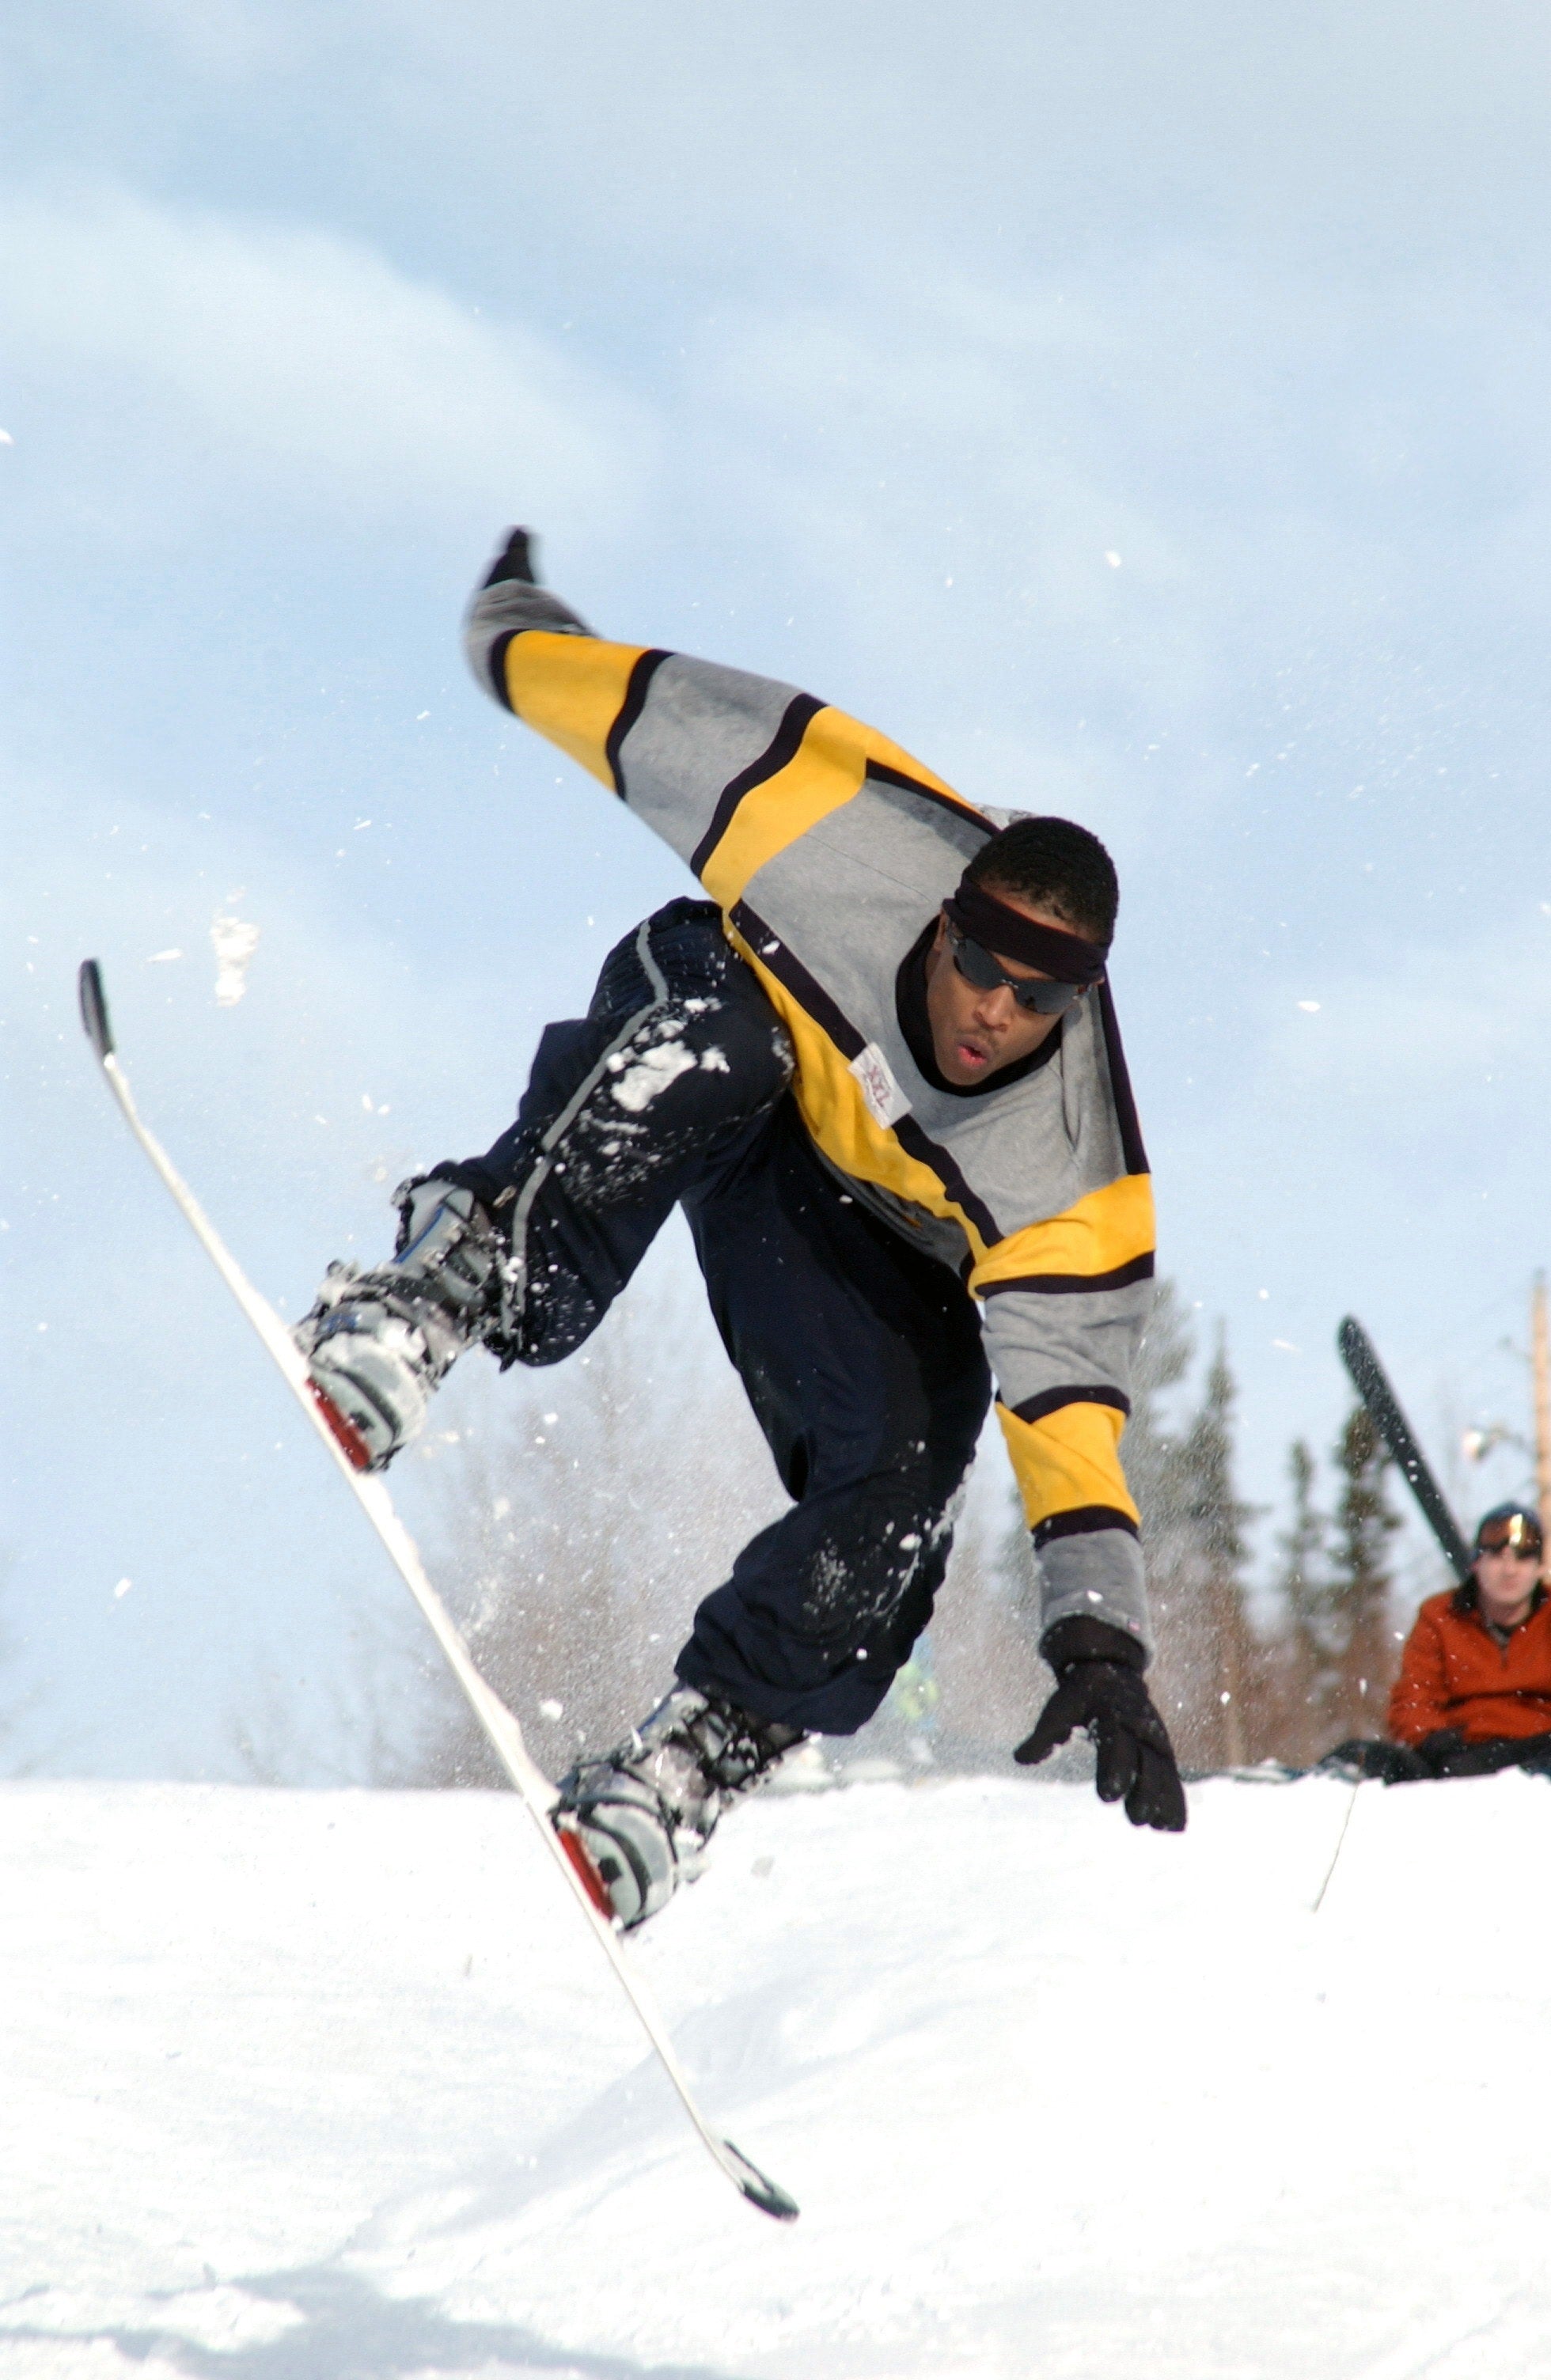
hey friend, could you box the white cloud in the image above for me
[99,0,298,77]
[658,262,1368,840]
[328,1,1551,298]
[0,184,650,542]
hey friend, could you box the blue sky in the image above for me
[6,1,1551,1776]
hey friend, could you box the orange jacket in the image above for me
[1388,1586,1551,1745]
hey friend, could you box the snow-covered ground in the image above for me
[2,1768,1549,2379]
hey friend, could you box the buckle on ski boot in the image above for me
[553,1687,805,1929]
[293,1178,506,1470]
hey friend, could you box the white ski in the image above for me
[77,958,798,2223]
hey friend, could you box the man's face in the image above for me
[923,896,1085,1087]
[1473,1540,1542,1628]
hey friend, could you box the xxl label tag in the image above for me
[849,1042,912,1128]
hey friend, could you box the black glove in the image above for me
[1417,1729,1539,1779]
[1015,1617,1187,1832]
[1319,1738,1430,1784]
[482,526,540,589]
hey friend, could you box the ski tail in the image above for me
[717,2143,801,2222]
[1337,1316,1473,1581]
[76,958,798,2223]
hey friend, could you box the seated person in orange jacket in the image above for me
[1384,1503,1551,1776]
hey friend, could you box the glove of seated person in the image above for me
[1416,1729,1537,1779]
[1317,1738,1429,1783]
[1015,1616,1187,1832]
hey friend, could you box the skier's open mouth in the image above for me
[955,1039,993,1071]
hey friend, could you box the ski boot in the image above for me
[555,1686,805,1928]
[294,1176,505,1471]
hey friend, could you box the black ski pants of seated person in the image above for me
[441,897,992,1738]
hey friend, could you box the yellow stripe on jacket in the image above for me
[969,1173,1154,1294]
[726,921,995,1262]
[702,710,969,907]
[503,632,648,787]
[501,629,978,902]
[997,1399,1140,1534]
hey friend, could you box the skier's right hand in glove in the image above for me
[1015,1617,1188,1832]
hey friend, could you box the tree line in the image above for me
[400,1268,1424,1787]
[1123,1283,1413,1772]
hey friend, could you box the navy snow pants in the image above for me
[448,900,992,1736]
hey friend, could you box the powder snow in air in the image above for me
[3,1768,1549,2376]
[210,908,260,1006]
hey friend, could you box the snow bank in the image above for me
[2,1769,1549,2378]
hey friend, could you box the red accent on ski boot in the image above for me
[554,1817,619,1921]
[307,1379,375,1472]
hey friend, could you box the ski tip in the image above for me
[721,2138,800,2223]
[78,959,115,1062]
[1336,1316,1373,1378]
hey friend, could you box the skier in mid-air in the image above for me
[295,529,1187,1925]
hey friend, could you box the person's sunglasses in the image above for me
[946,921,1089,1015]
[1477,1522,1542,1559]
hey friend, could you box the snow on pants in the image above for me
[450,898,992,1736]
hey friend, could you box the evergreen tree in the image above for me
[1117,1279,1196,1551]
[1174,1327,1257,1766]
[1267,1438,1329,1763]
[1324,1402,1403,1743]
[1131,1299,1263,1769]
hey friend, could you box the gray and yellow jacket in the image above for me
[465,551,1156,1658]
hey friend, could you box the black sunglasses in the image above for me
[946,920,1090,1015]
[1477,1524,1543,1560]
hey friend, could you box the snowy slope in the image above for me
[2,1769,1549,2379]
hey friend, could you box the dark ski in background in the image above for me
[1337,1316,1473,1582]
